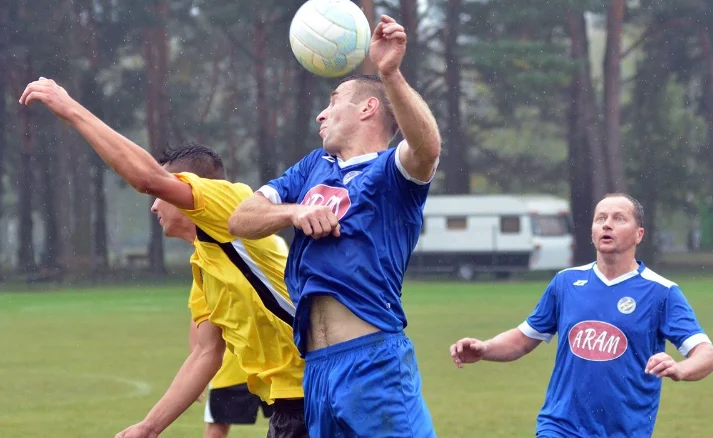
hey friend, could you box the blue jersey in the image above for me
[519,261,710,438]
[259,144,431,354]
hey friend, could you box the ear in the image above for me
[359,97,380,121]
[635,227,645,245]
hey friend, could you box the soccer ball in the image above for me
[289,0,371,78]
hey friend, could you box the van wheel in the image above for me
[457,264,476,281]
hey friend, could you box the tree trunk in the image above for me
[83,77,109,272]
[602,0,627,192]
[357,0,377,75]
[442,0,470,194]
[37,117,61,269]
[82,1,109,272]
[567,11,606,201]
[254,17,276,183]
[17,54,36,273]
[398,0,420,87]
[0,4,8,258]
[225,47,241,181]
[565,10,603,264]
[699,29,713,195]
[141,0,171,274]
[697,28,713,250]
[289,66,316,167]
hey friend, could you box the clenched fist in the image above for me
[291,204,341,239]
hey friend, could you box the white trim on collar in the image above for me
[337,152,378,168]
[592,263,640,287]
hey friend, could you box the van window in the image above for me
[532,214,571,237]
[500,216,520,233]
[446,217,468,230]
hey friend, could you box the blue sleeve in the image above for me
[264,150,320,204]
[660,286,709,356]
[379,144,432,223]
[520,278,559,343]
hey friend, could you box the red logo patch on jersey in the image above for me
[301,184,351,219]
[568,320,628,361]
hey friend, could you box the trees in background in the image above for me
[0,0,711,275]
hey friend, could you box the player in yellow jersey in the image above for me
[188,283,273,438]
[19,78,307,438]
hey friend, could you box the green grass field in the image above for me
[2,276,713,437]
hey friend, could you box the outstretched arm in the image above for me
[450,328,542,368]
[115,321,225,438]
[19,78,194,209]
[370,15,441,182]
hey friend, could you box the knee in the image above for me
[204,423,230,438]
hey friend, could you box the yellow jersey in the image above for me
[188,280,247,390]
[176,172,304,402]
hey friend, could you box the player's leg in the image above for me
[206,384,262,430]
[261,400,275,419]
[300,356,341,438]
[204,423,230,438]
[266,398,309,438]
[322,331,436,437]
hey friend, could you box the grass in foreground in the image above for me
[1,274,713,437]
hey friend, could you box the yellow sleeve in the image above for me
[174,172,254,243]
[188,276,210,325]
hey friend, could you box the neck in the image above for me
[334,133,389,162]
[596,252,639,280]
[178,229,197,245]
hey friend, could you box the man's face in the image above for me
[315,80,361,155]
[591,196,644,255]
[150,164,195,238]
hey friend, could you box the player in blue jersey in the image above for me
[229,14,440,438]
[450,193,713,438]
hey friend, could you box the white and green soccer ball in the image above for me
[289,0,371,78]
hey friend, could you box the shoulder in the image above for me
[308,148,331,165]
[557,262,596,276]
[548,262,596,289]
[640,267,678,289]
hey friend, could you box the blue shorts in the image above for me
[303,331,436,438]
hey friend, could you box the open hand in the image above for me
[19,77,80,121]
[369,15,407,77]
[450,338,488,368]
[645,352,684,381]
[115,421,159,438]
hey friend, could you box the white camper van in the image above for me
[516,195,574,272]
[410,195,535,280]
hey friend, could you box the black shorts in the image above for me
[205,384,274,425]
[267,398,308,438]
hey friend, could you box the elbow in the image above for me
[229,206,257,239]
[132,174,156,196]
[227,211,243,237]
[422,132,442,163]
[132,172,165,198]
[426,141,441,163]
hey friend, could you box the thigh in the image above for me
[208,384,262,425]
[330,337,436,438]
[266,399,309,438]
[303,359,342,438]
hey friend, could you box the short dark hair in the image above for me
[157,142,226,180]
[339,74,399,137]
[603,193,645,227]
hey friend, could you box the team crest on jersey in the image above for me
[568,320,628,361]
[617,297,636,314]
[301,184,351,219]
[342,170,362,185]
